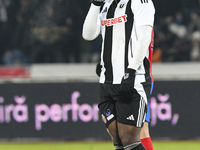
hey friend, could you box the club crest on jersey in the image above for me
[101,14,127,26]
[119,3,125,8]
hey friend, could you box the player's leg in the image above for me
[116,95,147,149]
[98,84,124,150]
[107,120,124,150]
[140,104,153,150]
[106,114,143,150]
[118,123,145,150]
[140,106,153,150]
[140,82,154,150]
[101,112,124,150]
[140,122,153,150]
[116,78,152,150]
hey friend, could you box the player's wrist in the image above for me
[92,0,105,6]
[121,69,136,87]
[126,68,136,76]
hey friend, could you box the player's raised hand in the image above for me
[92,0,105,6]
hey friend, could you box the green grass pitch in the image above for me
[0,141,199,150]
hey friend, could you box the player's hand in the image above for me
[92,0,105,6]
[96,61,102,77]
[121,68,136,88]
[120,69,136,100]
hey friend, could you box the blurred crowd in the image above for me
[0,0,200,65]
[153,0,200,62]
[0,0,95,65]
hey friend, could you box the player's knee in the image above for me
[112,136,122,145]
[107,129,122,144]
[118,125,141,146]
[119,132,139,146]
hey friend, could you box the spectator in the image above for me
[2,0,33,65]
[62,0,90,63]
[152,33,162,62]
[190,30,200,61]
[30,0,67,63]
[0,0,19,64]
[168,12,187,39]
[187,12,200,61]
[1,0,200,64]
[188,12,200,36]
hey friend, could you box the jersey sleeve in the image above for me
[82,4,101,41]
[131,0,155,27]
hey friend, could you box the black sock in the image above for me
[114,144,124,150]
[124,142,146,150]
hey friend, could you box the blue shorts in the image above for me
[145,82,154,122]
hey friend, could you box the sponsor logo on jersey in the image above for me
[107,114,114,121]
[101,14,127,26]
[127,115,135,121]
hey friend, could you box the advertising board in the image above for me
[0,81,199,140]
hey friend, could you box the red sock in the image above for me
[141,137,153,150]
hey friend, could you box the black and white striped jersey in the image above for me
[98,0,155,84]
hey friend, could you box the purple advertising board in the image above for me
[0,81,199,140]
[149,81,200,140]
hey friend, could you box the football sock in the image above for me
[141,137,153,150]
[114,144,124,150]
[124,142,146,150]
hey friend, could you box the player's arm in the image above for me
[121,25,152,87]
[82,0,105,41]
[128,0,155,71]
[121,0,155,86]
[127,25,152,70]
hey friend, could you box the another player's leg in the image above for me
[140,82,154,150]
[140,104,153,150]
[140,122,153,150]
